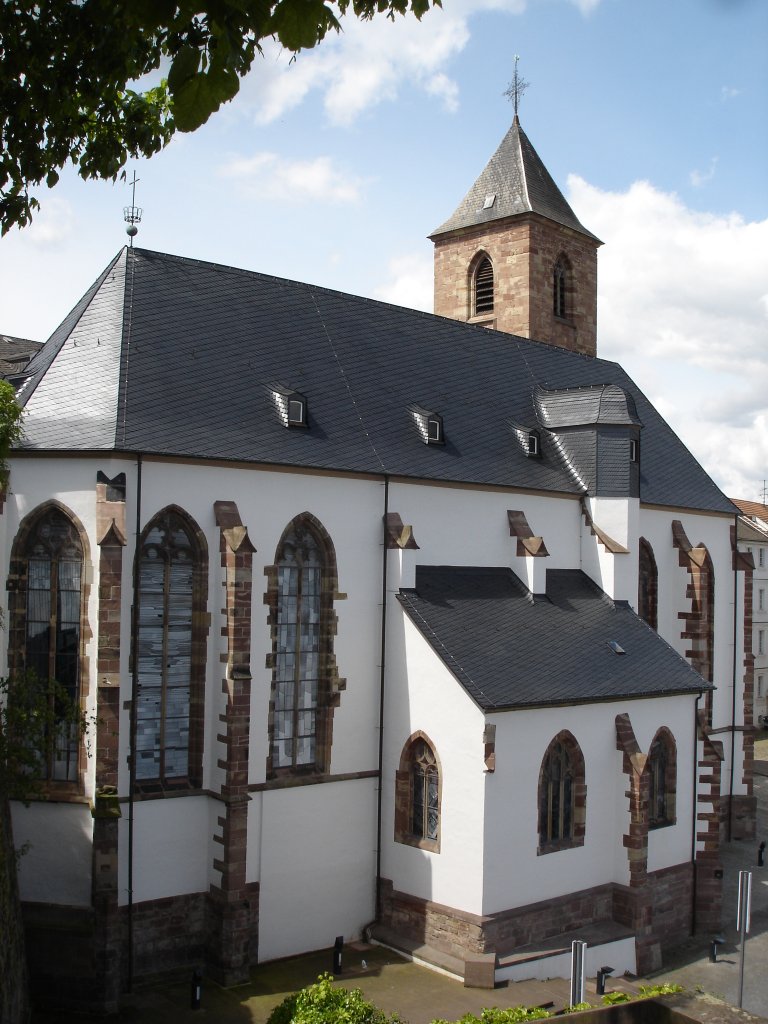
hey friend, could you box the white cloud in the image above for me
[218,152,364,203]
[374,252,433,311]
[15,197,75,247]
[567,174,768,497]
[690,156,718,187]
[721,85,742,101]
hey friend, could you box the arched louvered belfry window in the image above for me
[638,538,658,631]
[395,731,441,851]
[474,255,494,315]
[267,513,343,777]
[648,728,676,829]
[135,507,207,788]
[9,504,87,784]
[538,730,586,853]
[553,256,568,318]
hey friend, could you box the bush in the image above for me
[432,1007,552,1024]
[266,973,404,1024]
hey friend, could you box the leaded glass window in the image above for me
[136,511,197,783]
[272,524,323,770]
[540,740,574,845]
[23,510,83,781]
[411,740,439,841]
[648,732,675,829]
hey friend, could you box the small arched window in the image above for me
[474,256,494,315]
[267,513,343,777]
[10,506,86,783]
[538,731,586,853]
[395,732,441,851]
[553,256,568,319]
[648,729,676,829]
[638,538,658,631]
[136,507,207,788]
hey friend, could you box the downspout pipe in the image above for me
[375,475,389,922]
[691,691,702,936]
[126,452,142,992]
[728,512,739,841]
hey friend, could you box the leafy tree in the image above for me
[0,0,442,233]
[0,381,24,490]
[267,972,404,1024]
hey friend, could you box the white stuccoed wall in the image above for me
[12,802,93,905]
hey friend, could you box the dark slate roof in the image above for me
[535,384,641,428]
[431,116,601,242]
[0,334,43,377]
[16,246,734,514]
[397,567,711,711]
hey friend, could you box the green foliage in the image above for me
[0,382,23,491]
[266,972,404,1024]
[600,992,631,1005]
[0,0,442,233]
[432,1007,551,1024]
[561,1005,592,1015]
[0,673,94,804]
[637,983,683,997]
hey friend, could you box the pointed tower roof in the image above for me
[430,116,600,243]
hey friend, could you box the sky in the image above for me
[1,0,767,501]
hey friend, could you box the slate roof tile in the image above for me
[398,566,711,711]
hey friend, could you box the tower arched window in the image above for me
[395,732,441,851]
[8,504,89,784]
[267,513,343,777]
[648,728,676,829]
[553,256,568,319]
[136,507,207,788]
[638,538,658,631]
[474,256,494,315]
[538,731,586,853]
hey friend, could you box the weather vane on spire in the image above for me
[503,55,529,117]
[123,170,142,246]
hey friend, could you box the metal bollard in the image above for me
[190,969,202,1010]
[333,935,343,976]
[596,966,614,995]
[758,841,765,868]
[709,935,725,963]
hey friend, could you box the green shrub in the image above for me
[601,992,631,1005]
[266,973,403,1024]
[432,1007,552,1024]
[637,983,683,998]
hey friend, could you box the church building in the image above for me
[4,112,755,1012]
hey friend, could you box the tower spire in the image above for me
[503,55,529,118]
[123,171,142,247]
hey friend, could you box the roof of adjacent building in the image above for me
[733,499,768,543]
[14,246,733,514]
[0,334,43,377]
[430,116,601,242]
[397,566,711,711]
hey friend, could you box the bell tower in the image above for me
[431,71,601,357]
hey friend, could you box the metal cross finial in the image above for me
[123,170,143,247]
[503,55,529,117]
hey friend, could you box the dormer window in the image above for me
[474,256,494,315]
[527,430,541,458]
[411,406,444,446]
[630,438,639,463]
[271,385,308,428]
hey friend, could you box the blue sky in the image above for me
[2,0,766,498]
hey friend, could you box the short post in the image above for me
[570,940,586,1007]
[758,841,765,868]
[737,870,752,1009]
[709,935,724,963]
[596,966,614,996]
[333,935,344,976]
[190,969,202,1010]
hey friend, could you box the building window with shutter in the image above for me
[473,255,494,315]
[553,255,570,319]
[135,507,207,789]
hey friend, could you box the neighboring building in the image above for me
[0,334,42,383]
[3,115,754,1013]
[733,499,768,727]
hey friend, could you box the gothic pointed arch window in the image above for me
[8,504,89,785]
[553,255,570,319]
[638,538,658,630]
[473,255,494,316]
[538,731,586,853]
[648,728,676,829]
[395,732,441,852]
[267,513,343,777]
[135,507,207,789]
